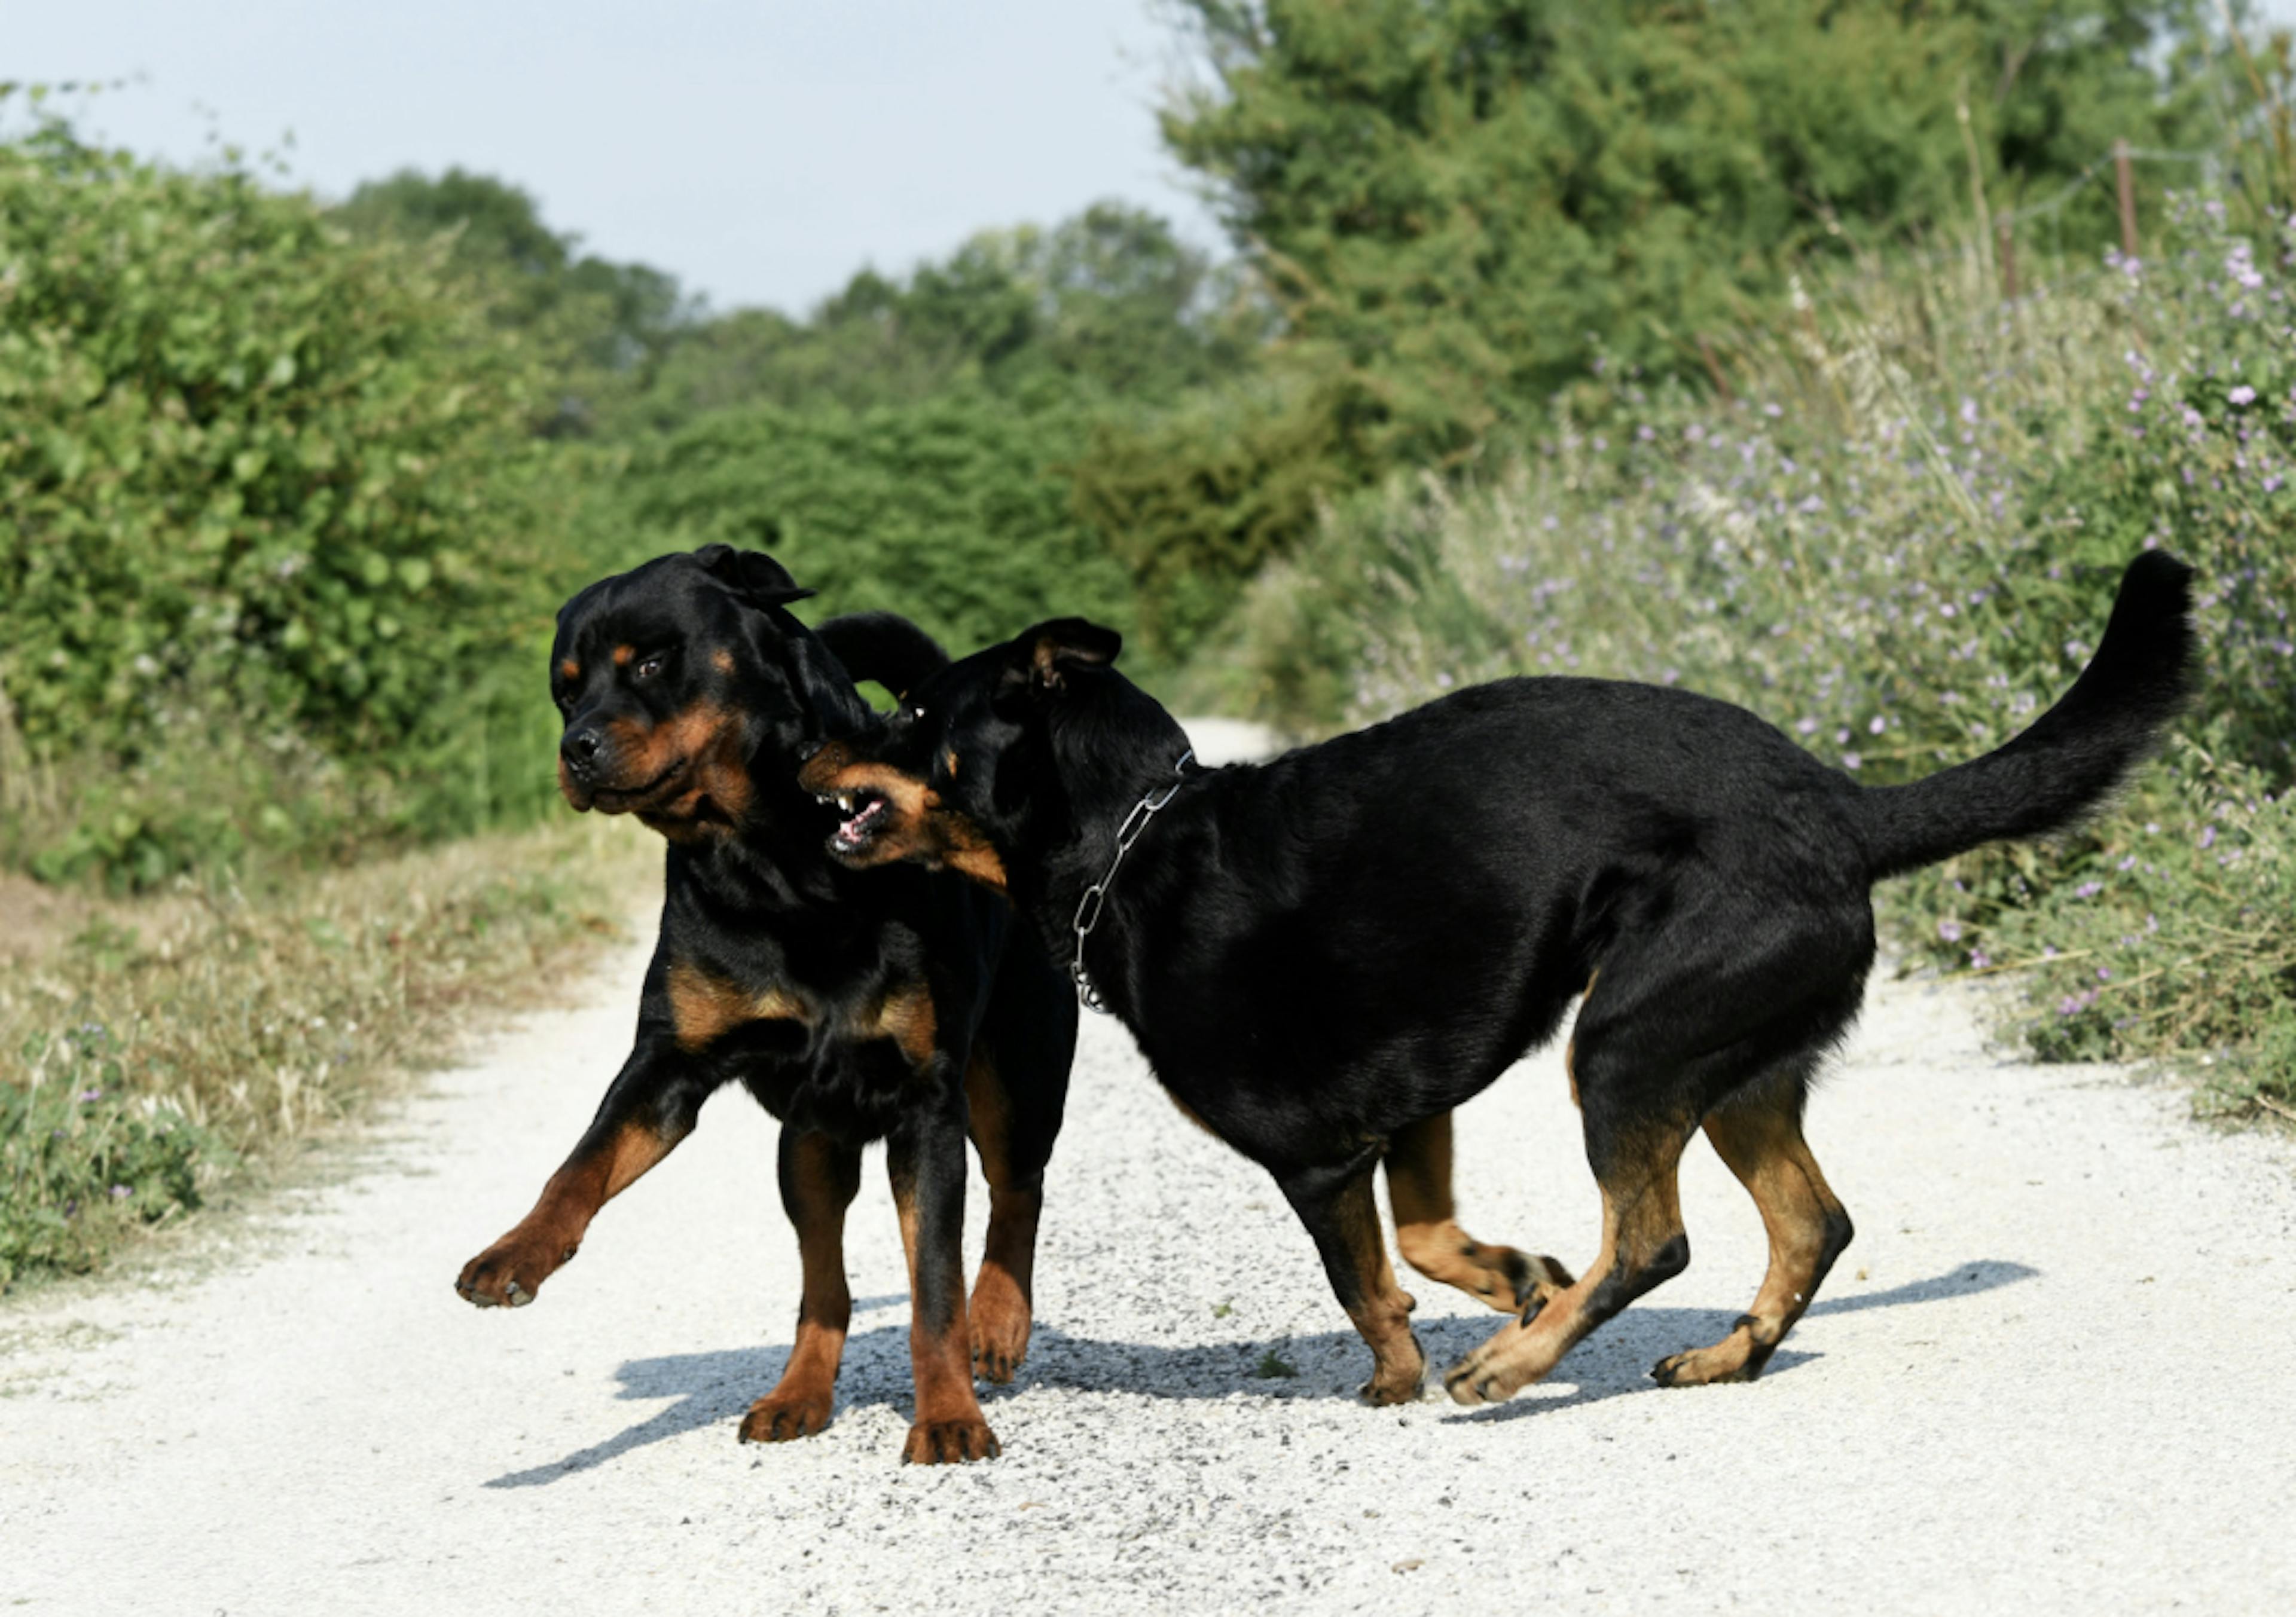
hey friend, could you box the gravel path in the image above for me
[5,720,2293,1616]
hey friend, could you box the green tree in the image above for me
[335,167,692,433]
[605,391,1138,661]
[625,202,1265,430]
[0,114,564,879]
[1161,0,2227,458]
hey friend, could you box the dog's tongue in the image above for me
[833,796,888,850]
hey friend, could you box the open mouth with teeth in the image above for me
[826,787,891,852]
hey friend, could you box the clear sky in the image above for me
[6,1,1223,318]
[13,2,2296,320]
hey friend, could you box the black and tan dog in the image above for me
[453,545,1076,1464]
[801,552,2194,1408]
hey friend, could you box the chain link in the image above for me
[1070,749,1195,1013]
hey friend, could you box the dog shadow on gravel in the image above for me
[484,1261,2034,1485]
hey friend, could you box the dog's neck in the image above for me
[1021,704,1204,1018]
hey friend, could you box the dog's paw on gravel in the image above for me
[1358,1332,1427,1405]
[1649,1342,1763,1387]
[1442,1349,1516,1407]
[901,1417,1002,1465]
[737,1389,834,1443]
[453,1232,570,1309]
[1358,1368,1424,1406]
[968,1295,1031,1385]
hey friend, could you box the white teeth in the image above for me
[838,794,853,811]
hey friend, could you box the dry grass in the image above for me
[0,814,657,1288]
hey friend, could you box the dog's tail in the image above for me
[1849,551,2196,881]
[814,611,949,701]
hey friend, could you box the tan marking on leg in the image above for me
[741,1133,858,1442]
[1385,1111,1571,1313]
[890,1160,998,1463]
[1331,1172,1425,1404]
[1444,1125,1689,1405]
[1654,1093,1852,1387]
[964,1053,1036,1382]
[454,1117,685,1307]
[667,961,809,1053]
[1563,971,1598,1111]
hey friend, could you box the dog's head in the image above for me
[551,545,869,839]
[798,617,1158,893]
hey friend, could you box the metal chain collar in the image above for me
[1070,749,1195,1014]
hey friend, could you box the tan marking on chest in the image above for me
[849,982,938,1068]
[667,961,810,1052]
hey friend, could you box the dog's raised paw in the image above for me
[454,1237,559,1309]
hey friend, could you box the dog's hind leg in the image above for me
[1442,1109,1695,1406]
[1652,1072,1854,1387]
[1444,881,1872,1407]
[964,1050,1042,1384]
[1279,1157,1427,1404]
[741,1127,862,1443]
[1385,1111,1573,1315]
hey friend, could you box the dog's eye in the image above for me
[635,654,666,681]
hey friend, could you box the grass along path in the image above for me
[0,816,655,1292]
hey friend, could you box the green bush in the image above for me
[1069,374,1378,664]
[0,115,566,881]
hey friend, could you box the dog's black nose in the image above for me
[562,729,603,776]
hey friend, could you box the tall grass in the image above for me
[1227,204,2295,1112]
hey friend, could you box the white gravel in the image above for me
[5,725,2294,1615]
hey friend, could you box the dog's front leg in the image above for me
[1278,1156,1426,1405]
[887,1086,1000,1463]
[454,1044,710,1308]
[740,1126,863,1442]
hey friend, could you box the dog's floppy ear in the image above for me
[1009,618,1122,693]
[695,543,816,608]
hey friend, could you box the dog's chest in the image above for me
[668,959,941,1137]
